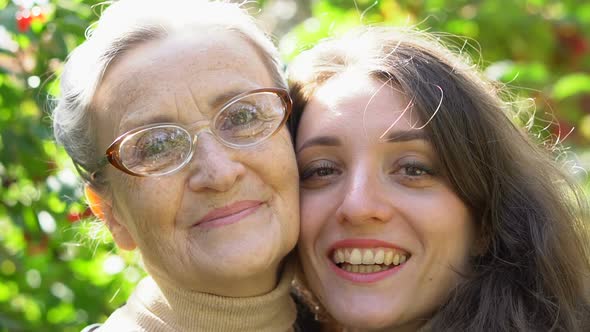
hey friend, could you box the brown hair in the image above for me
[288,27,590,331]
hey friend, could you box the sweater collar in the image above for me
[129,261,296,331]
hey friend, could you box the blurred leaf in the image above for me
[47,302,76,324]
[1,1,589,331]
[576,3,590,23]
[484,60,550,85]
[445,19,479,38]
[553,73,590,100]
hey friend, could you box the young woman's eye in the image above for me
[299,161,341,182]
[393,160,437,185]
[403,164,432,177]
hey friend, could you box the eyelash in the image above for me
[300,161,339,181]
[396,160,436,178]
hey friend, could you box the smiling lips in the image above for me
[332,247,408,273]
[196,200,263,229]
[328,239,411,282]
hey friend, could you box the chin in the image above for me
[217,243,285,276]
[332,309,396,331]
[236,253,281,276]
[322,297,413,331]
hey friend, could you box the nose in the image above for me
[335,167,394,225]
[187,133,246,192]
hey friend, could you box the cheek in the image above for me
[299,190,333,246]
[250,132,300,240]
[298,193,332,302]
[257,132,298,187]
[111,176,184,229]
[417,191,475,267]
[439,202,474,255]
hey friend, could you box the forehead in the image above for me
[297,73,419,147]
[93,29,273,132]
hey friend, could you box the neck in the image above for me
[178,269,280,298]
[145,260,282,298]
[125,261,297,331]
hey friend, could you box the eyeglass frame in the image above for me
[84,87,291,180]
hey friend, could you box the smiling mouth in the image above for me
[195,201,264,228]
[331,247,411,273]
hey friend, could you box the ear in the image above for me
[84,184,137,251]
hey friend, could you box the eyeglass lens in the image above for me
[116,91,286,176]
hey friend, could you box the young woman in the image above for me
[289,27,590,331]
[53,0,299,330]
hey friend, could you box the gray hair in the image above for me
[52,0,286,187]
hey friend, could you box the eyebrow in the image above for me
[296,129,430,153]
[380,129,431,143]
[121,88,252,132]
[209,89,249,110]
[119,114,176,134]
[296,136,341,153]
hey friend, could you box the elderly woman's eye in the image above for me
[121,128,190,172]
[137,131,176,156]
[220,105,260,130]
[140,138,166,158]
[233,108,256,125]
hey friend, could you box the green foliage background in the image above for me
[0,0,588,331]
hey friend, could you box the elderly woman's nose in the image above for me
[336,168,394,225]
[187,134,246,192]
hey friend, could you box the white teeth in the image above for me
[384,251,393,265]
[349,249,362,265]
[362,250,374,264]
[332,247,410,268]
[336,250,345,263]
[341,264,388,273]
[333,250,345,264]
[374,249,384,264]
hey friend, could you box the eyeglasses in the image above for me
[88,88,291,179]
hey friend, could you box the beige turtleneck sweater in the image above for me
[97,263,296,332]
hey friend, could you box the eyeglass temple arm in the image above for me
[73,157,109,183]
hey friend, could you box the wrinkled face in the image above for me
[92,30,299,296]
[296,73,475,330]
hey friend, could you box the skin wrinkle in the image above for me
[102,63,166,123]
[187,84,202,118]
[90,30,298,296]
[174,89,182,124]
[109,41,266,133]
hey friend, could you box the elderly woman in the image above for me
[53,0,299,331]
[289,27,590,331]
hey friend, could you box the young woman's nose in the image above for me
[187,134,246,192]
[335,168,394,225]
